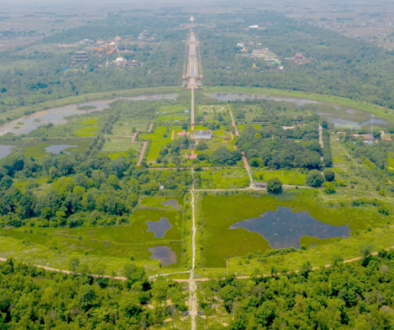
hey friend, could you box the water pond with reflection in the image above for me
[149,246,177,266]
[230,206,350,249]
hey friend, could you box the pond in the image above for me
[45,145,78,155]
[0,93,178,136]
[149,246,177,266]
[146,217,172,238]
[210,93,318,107]
[0,145,14,159]
[230,207,350,249]
[161,199,180,209]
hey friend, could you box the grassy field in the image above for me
[252,169,307,186]
[197,191,392,268]
[141,126,174,162]
[102,138,142,154]
[196,168,250,189]
[0,196,188,275]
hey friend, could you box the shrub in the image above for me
[306,170,324,187]
[323,181,336,194]
[323,168,335,182]
[267,178,283,194]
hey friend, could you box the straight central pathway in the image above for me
[189,168,197,330]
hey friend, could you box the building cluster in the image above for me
[237,42,282,69]
[95,36,124,56]
[285,53,312,65]
[112,57,144,68]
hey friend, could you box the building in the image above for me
[194,130,212,139]
[184,109,190,113]
[73,51,89,62]
[254,182,267,189]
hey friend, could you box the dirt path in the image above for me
[171,130,175,141]
[228,104,239,137]
[172,247,393,283]
[241,151,254,186]
[131,132,138,143]
[148,124,153,133]
[137,142,147,166]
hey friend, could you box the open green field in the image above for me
[197,191,392,268]
[252,169,307,186]
[102,138,142,154]
[141,126,175,162]
[196,168,250,189]
[0,196,188,275]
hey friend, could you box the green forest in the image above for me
[199,12,394,109]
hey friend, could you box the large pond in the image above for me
[146,217,172,238]
[0,145,14,159]
[210,93,318,107]
[230,207,350,249]
[45,145,78,155]
[149,246,177,266]
[0,93,178,136]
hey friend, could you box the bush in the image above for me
[306,170,324,187]
[267,178,283,194]
[323,181,336,194]
[323,168,335,182]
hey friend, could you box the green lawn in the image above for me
[0,196,187,275]
[197,168,250,189]
[197,191,392,268]
[252,169,306,186]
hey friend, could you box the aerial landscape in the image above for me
[1,0,394,328]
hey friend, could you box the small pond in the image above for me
[45,144,78,155]
[149,246,177,266]
[161,199,180,209]
[146,217,172,238]
[0,93,178,136]
[230,207,350,249]
[210,93,318,107]
[0,145,14,159]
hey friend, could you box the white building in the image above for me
[194,130,212,139]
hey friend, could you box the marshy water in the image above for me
[210,93,318,107]
[146,217,172,238]
[45,144,78,155]
[0,145,14,159]
[211,92,390,128]
[230,207,350,249]
[161,199,180,209]
[149,246,177,265]
[0,93,178,136]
